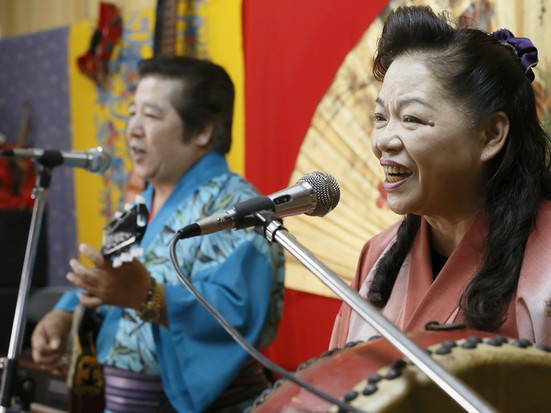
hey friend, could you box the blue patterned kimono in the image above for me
[56,152,285,412]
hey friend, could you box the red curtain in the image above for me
[243,0,389,371]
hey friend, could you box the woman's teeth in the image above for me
[384,165,412,183]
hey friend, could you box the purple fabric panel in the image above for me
[0,27,77,286]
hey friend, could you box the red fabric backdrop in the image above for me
[242,0,389,371]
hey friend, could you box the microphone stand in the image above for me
[254,212,498,413]
[0,165,52,413]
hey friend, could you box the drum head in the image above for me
[250,330,551,413]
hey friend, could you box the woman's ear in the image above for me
[480,111,509,162]
[194,122,214,147]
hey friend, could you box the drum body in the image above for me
[250,329,551,413]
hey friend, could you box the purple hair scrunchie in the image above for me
[491,28,539,83]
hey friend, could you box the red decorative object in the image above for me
[77,2,123,84]
[0,101,35,211]
[0,144,36,211]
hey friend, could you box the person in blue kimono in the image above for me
[31,56,285,413]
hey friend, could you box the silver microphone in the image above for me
[177,171,341,239]
[0,146,111,173]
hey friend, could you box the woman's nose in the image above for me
[372,125,402,155]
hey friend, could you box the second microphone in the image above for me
[176,171,341,240]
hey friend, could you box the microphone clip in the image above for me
[251,210,286,242]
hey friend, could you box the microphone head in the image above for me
[87,147,111,173]
[297,172,340,217]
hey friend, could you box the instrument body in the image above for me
[67,198,148,412]
[251,329,551,413]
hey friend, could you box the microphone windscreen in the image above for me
[298,172,340,217]
[87,147,111,173]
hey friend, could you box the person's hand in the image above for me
[66,243,152,310]
[31,310,72,374]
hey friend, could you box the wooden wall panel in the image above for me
[0,0,155,38]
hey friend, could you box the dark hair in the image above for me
[138,56,234,154]
[367,6,551,331]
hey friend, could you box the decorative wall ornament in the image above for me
[77,2,123,86]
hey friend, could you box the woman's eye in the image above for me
[403,116,419,123]
[374,113,386,122]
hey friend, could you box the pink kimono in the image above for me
[330,203,551,348]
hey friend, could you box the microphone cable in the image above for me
[168,231,369,413]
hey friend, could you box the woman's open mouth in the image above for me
[384,165,413,183]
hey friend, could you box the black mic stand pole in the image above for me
[254,212,498,413]
[0,164,52,413]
